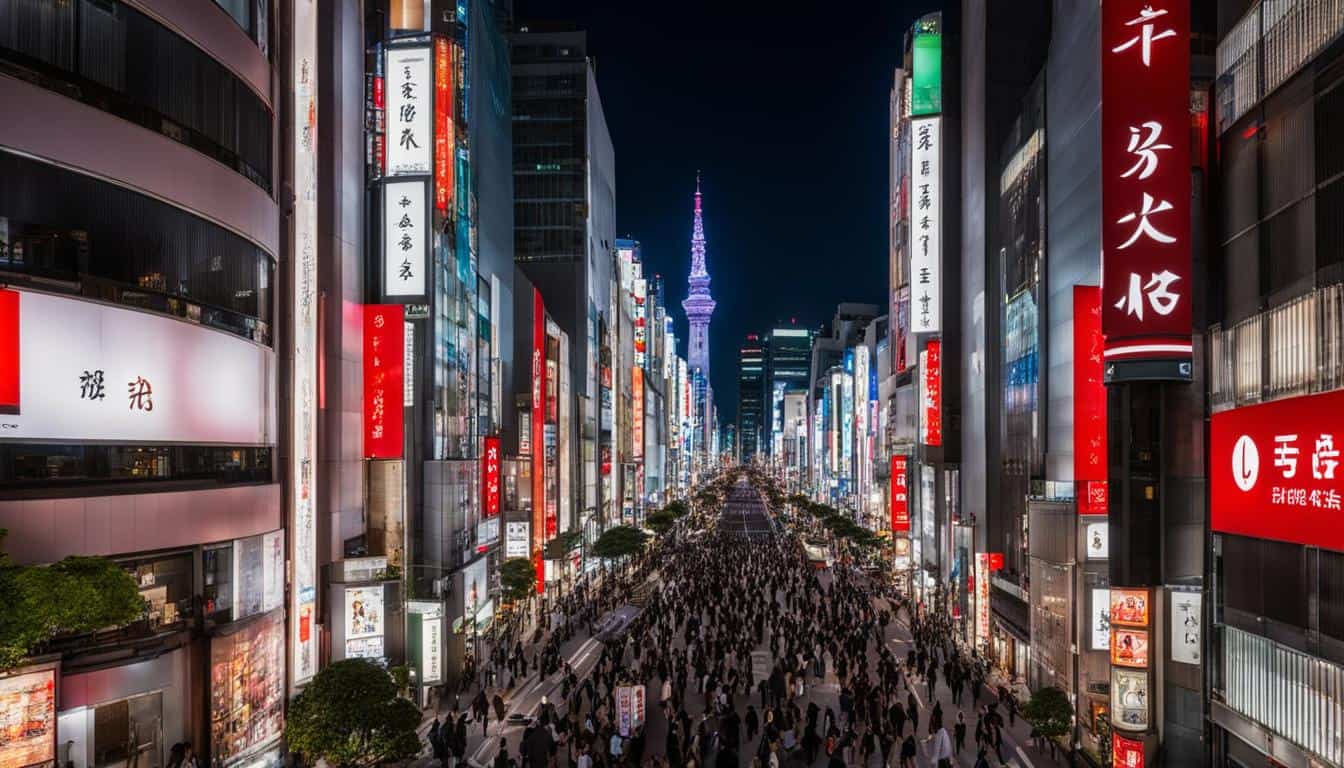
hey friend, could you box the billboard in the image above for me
[1111,628,1149,668]
[632,367,644,462]
[1211,390,1344,550]
[1171,590,1202,666]
[1085,521,1109,560]
[385,46,432,176]
[0,289,273,445]
[482,435,501,517]
[1113,734,1145,768]
[433,38,454,213]
[1090,588,1111,650]
[363,305,405,458]
[1111,668,1150,732]
[1101,0,1192,376]
[210,611,285,765]
[909,117,942,333]
[920,341,942,446]
[505,521,530,558]
[890,455,909,532]
[1109,588,1150,627]
[911,20,942,116]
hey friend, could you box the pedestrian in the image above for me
[746,705,760,743]
[494,737,515,768]
[954,712,966,755]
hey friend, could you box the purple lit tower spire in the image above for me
[682,174,717,382]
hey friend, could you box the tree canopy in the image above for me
[543,530,583,561]
[591,525,649,559]
[284,659,421,768]
[1023,686,1073,742]
[499,557,536,603]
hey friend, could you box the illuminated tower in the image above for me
[682,175,716,381]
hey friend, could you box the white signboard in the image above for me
[909,116,942,333]
[384,46,432,176]
[384,180,427,298]
[1171,590,1201,665]
[1085,521,1110,559]
[506,521,530,558]
[2,290,273,444]
[291,0,319,687]
[616,686,633,737]
[262,530,284,614]
[422,616,442,682]
[1091,587,1111,650]
[403,321,415,406]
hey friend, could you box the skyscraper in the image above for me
[737,335,766,461]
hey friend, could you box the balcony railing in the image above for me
[1210,283,1344,411]
[1216,0,1344,133]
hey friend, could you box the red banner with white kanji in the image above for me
[362,305,404,459]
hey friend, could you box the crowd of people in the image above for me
[429,480,1042,768]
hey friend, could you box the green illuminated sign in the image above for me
[912,30,942,116]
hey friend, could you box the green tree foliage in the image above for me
[284,659,422,768]
[1023,686,1073,742]
[543,530,582,561]
[644,511,677,535]
[0,531,145,671]
[499,558,536,603]
[591,525,649,559]
[663,499,689,518]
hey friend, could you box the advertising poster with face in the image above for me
[1111,628,1150,668]
[1109,588,1150,627]
[346,586,384,640]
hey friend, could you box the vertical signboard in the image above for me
[632,367,645,462]
[1074,286,1109,513]
[911,20,942,116]
[1113,734,1145,768]
[531,289,546,593]
[383,180,428,299]
[482,435,501,517]
[1171,590,1201,665]
[1101,0,1192,376]
[291,0,319,688]
[384,46,432,176]
[909,117,942,334]
[975,552,990,641]
[890,455,909,532]
[0,289,17,414]
[363,305,404,459]
[634,279,647,368]
[921,340,942,446]
[433,38,454,214]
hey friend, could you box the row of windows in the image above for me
[0,151,274,342]
[1219,533,1344,663]
[0,444,272,496]
[0,0,273,192]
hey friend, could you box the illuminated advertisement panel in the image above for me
[1109,588,1150,627]
[1113,735,1145,768]
[909,117,942,333]
[0,669,55,768]
[1101,0,1192,375]
[1091,587,1111,650]
[385,46,432,176]
[632,367,645,462]
[383,180,428,299]
[363,305,404,459]
[433,38,454,213]
[1111,668,1150,732]
[291,0,319,686]
[210,610,284,765]
[1111,628,1149,668]
[921,341,942,446]
[975,553,989,641]
[0,289,273,445]
[1211,389,1344,550]
[531,289,545,593]
[890,455,909,532]
[1073,285,1108,512]
[482,435,501,517]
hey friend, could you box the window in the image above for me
[0,444,272,495]
[0,0,273,191]
[0,152,273,343]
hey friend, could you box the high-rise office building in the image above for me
[765,326,812,457]
[737,335,766,461]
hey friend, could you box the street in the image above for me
[431,479,1067,768]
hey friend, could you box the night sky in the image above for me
[515,0,938,422]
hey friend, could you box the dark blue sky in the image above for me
[516,0,937,422]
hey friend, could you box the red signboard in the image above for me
[1211,389,1344,550]
[632,367,644,462]
[532,289,546,593]
[482,435,501,518]
[433,38,454,215]
[1113,735,1145,768]
[1074,285,1108,513]
[1101,0,1192,368]
[922,340,942,446]
[890,455,909,533]
[362,305,404,459]
[988,552,1004,571]
[0,288,18,414]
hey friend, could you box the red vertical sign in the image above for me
[890,455,909,533]
[923,340,942,446]
[362,305,404,459]
[482,435,501,517]
[434,38,455,215]
[1113,735,1145,768]
[632,367,644,462]
[0,289,18,415]
[531,289,546,594]
[1101,0,1192,368]
[1074,286,1109,513]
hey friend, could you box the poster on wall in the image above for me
[1109,588,1150,627]
[1090,588,1111,650]
[505,522,530,558]
[0,669,55,768]
[384,46,432,176]
[1111,668,1150,731]
[1171,590,1201,666]
[1110,628,1149,668]
[383,181,428,299]
[0,289,273,445]
[345,586,385,641]
[1085,522,1109,560]
[210,611,284,765]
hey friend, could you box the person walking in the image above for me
[954,712,967,756]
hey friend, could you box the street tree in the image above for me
[591,525,649,560]
[284,659,421,768]
[1023,685,1073,746]
[499,557,536,603]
